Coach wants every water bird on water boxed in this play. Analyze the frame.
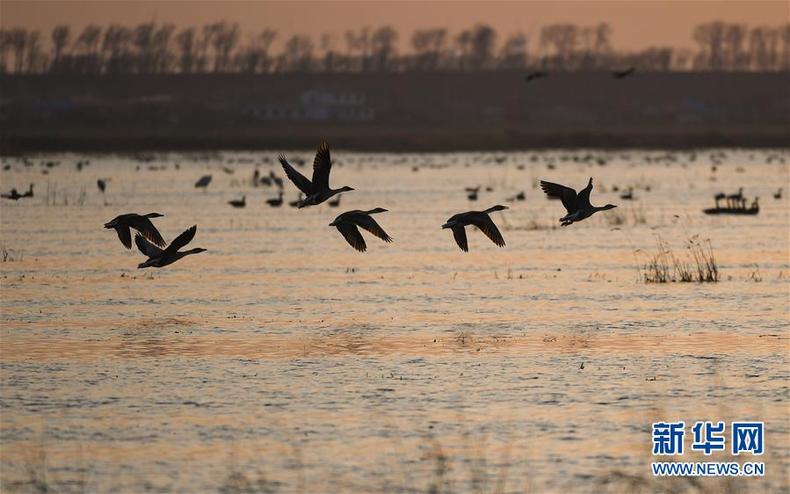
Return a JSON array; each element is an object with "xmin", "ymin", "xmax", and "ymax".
[
  {"xmin": 97, "ymin": 179, "xmax": 107, "ymax": 193},
  {"xmin": 328, "ymin": 194, "xmax": 343, "ymax": 207},
  {"xmin": 525, "ymin": 71, "xmax": 548, "ymax": 82},
  {"xmin": 135, "ymin": 225, "xmax": 206, "ymax": 269},
  {"xmin": 195, "ymin": 175, "xmax": 212, "ymax": 189},
  {"xmin": 442, "ymin": 205, "xmax": 508, "ymax": 252},
  {"xmin": 773, "ymin": 188, "xmax": 782, "ymax": 199},
  {"xmin": 466, "ymin": 186, "xmax": 480, "ymax": 201},
  {"xmin": 228, "ymin": 196, "xmax": 246, "ymax": 208},
  {"xmin": 612, "ymin": 67, "xmax": 636, "ymax": 78},
  {"xmin": 1, "ymin": 188, "xmax": 23, "ymax": 200},
  {"xmin": 329, "ymin": 208, "xmax": 393, "ymax": 252},
  {"xmin": 104, "ymin": 213, "xmax": 166, "ymax": 249},
  {"xmin": 279, "ymin": 140, "xmax": 354, "ymax": 208},
  {"xmin": 507, "ymin": 191, "xmax": 526, "ymax": 202},
  {"xmin": 266, "ymin": 191, "xmax": 284, "ymax": 207},
  {"xmin": 288, "ymin": 194, "xmax": 303, "ymax": 208},
  {"xmin": 619, "ymin": 187, "xmax": 635, "ymax": 200},
  {"xmin": 540, "ymin": 178, "xmax": 617, "ymax": 226}
]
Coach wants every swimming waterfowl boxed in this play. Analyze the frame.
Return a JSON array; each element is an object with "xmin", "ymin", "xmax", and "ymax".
[
  {"xmin": 525, "ymin": 71, "xmax": 548, "ymax": 82},
  {"xmin": 329, "ymin": 208, "xmax": 393, "ymax": 252},
  {"xmin": 774, "ymin": 188, "xmax": 783, "ymax": 200},
  {"xmin": 21, "ymin": 184, "xmax": 33, "ymax": 198},
  {"xmin": 540, "ymin": 178, "xmax": 616, "ymax": 226},
  {"xmin": 507, "ymin": 191, "xmax": 526, "ymax": 202},
  {"xmin": 442, "ymin": 205, "xmax": 508, "ymax": 252},
  {"xmin": 228, "ymin": 196, "xmax": 246, "ymax": 208},
  {"xmin": 135, "ymin": 225, "xmax": 206, "ymax": 269},
  {"xmin": 195, "ymin": 175, "xmax": 212, "ymax": 189},
  {"xmin": 97, "ymin": 179, "xmax": 107, "ymax": 193},
  {"xmin": 1, "ymin": 188, "xmax": 22, "ymax": 200},
  {"xmin": 613, "ymin": 67, "xmax": 636, "ymax": 78},
  {"xmin": 104, "ymin": 213, "xmax": 166, "ymax": 249},
  {"xmin": 328, "ymin": 194, "xmax": 342, "ymax": 207},
  {"xmin": 279, "ymin": 140, "xmax": 354, "ymax": 208},
  {"xmin": 266, "ymin": 191, "xmax": 284, "ymax": 207},
  {"xmin": 466, "ymin": 186, "xmax": 480, "ymax": 201},
  {"xmin": 620, "ymin": 187, "xmax": 635, "ymax": 200},
  {"xmin": 288, "ymin": 194, "xmax": 303, "ymax": 208}
]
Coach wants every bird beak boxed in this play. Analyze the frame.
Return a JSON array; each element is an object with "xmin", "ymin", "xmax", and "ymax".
[{"xmin": 441, "ymin": 223, "xmax": 451, "ymax": 229}]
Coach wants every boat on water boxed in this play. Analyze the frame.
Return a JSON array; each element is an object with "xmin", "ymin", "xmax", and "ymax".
[{"xmin": 703, "ymin": 204, "xmax": 759, "ymax": 215}]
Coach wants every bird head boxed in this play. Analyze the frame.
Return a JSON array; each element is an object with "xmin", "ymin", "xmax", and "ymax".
[
  {"xmin": 367, "ymin": 208, "xmax": 388, "ymax": 214},
  {"xmin": 339, "ymin": 186, "xmax": 355, "ymax": 193},
  {"xmin": 441, "ymin": 221, "xmax": 454, "ymax": 229},
  {"xmin": 488, "ymin": 205, "xmax": 509, "ymax": 213},
  {"xmin": 186, "ymin": 248, "xmax": 207, "ymax": 255},
  {"xmin": 602, "ymin": 204, "xmax": 617, "ymax": 210},
  {"xmin": 145, "ymin": 213, "xmax": 165, "ymax": 218}
]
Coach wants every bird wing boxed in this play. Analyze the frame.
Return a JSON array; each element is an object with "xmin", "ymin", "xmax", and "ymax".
[
  {"xmin": 115, "ymin": 226, "xmax": 132, "ymax": 249},
  {"xmin": 135, "ymin": 233, "xmax": 164, "ymax": 259},
  {"xmin": 336, "ymin": 223, "xmax": 367, "ymax": 252},
  {"xmin": 451, "ymin": 225, "xmax": 469, "ymax": 252},
  {"xmin": 164, "ymin": 225, "xmax": 197, "ymax": 255},
  {"xmin": 576, "ymin": 178, "xmax": 593, "ymax": 209},
  {"xmin": 311, "ymin": 140, "xmax": 332, "ymax": 191},
  {"xmin": 540, "ymin": 181, "xmax": 579, "ymax": 214},
  {"xmin": 279, "ymin": 155, "xmax": 314, "ymax": 195},
  {"xmin": 352, "ymin": 214, "xmax": 393, "ymax": 243},
  {"xmin": 130, "ymin": 216, "xmax": 166, "ymax": 247},
  {"xmin": 470, "ymin": 215, "xmax": 506, "ymax": 248}
]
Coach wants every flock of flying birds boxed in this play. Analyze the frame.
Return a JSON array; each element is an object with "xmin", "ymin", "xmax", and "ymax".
[{"xmin": 102, "ymin": 140, "xmax": 619, "ymax": 268}]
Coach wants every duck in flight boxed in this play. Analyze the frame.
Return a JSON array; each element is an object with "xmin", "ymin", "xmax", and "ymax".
[
  {"xmin": 135, "ymin": 225, "xmax": 206, "ymax": 268},
  {"xmin": 279, "ymin": 140, "xmax": 354, "ymax": 208},
  {"xmin": 442, "ymin": 205, "xmax": 508, "ymax": 252},
  {"xmin": 329, "ymin": 208, "xmax": 393, "ymax": 252},
  {"xmin": 104, "ymin": 213, "xmax": 166, "ymax": 249},
  {"xmin": 540, "ymin": 178, "xmax": 616, "ymax": 226}
]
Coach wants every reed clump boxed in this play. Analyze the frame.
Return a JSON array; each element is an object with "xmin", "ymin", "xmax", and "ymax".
[{"xmin": 638, "ymin": 235, "xmax": 718, "ymax": 283}]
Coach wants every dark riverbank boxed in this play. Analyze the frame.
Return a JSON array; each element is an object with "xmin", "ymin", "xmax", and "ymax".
[{"xmin": 2, "ymin": 71, "xmax": 789, "ymax": 153}]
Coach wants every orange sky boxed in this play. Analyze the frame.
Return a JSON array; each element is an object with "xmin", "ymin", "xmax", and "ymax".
[{"xmin": 2, "ymin": 0, "xmax": 788, "ymax": 52}]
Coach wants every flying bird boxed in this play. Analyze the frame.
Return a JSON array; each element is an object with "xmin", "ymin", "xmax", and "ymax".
[
  {"xmin": 195, "ymin": 175, "xmax": 212, "ymax": 189},
  {"xmin": 329, "ymin": 208, "xmax": 393, "ymax": 252},
  {"xmin": 442, "ymin": 205, "xmax": 508, "ymax": 252},
  {"xmin": 540, "ymin": 178, "xmax": 616, "ymax": 226},
  {"xmin": 104, "ymin": 213, "xmax": 166, "ymax": 249},
  {"xmin": 135, "ymin": 225, "xmax": 206, "ymax": 269},
  {"xmin": 1, "ymin": 188, "xmax": 22, "ymax": 200},
  {"xmin": 279, "ymin": 140, "xmax": 354, "ymax": 208}
]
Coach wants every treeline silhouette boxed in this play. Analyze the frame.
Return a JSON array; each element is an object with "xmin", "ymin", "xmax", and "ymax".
[{"xmin": 1, "ymin": 21, "xmax": 788, "ymax": 74}]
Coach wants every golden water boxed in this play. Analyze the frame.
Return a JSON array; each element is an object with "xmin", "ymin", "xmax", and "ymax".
[{"xmin": 1, "ymin": 149, "xmax": 788, "ymax": 492}]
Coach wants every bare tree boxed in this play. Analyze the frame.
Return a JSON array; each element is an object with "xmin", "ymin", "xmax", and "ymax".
[
  {"xmin": 370, "ymin": 26, "xmax": 398, "ymax": 71},
  {"xmin": 282, "ymin": 34, "xmax": 313, "ymax": 71},
  {"xmin": 499, "ymin": 32, "xmax": 528, "ymax": 69},
  {"xmin": 51, "ymin": 25, "xmax": 70, "ymax": 69},
  {"xmin": 411, "ymin": 28, "xmax": 447, "ymax": 70}
]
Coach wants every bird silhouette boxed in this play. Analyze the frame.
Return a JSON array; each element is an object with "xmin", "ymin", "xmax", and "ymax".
[
  {"xmin": 442, "ymin": 205, "xmax": 508, "ymax": 252},
  {"xmin": 104, "ymin": 213, "xmax": 166, "ymax": 249},
  {"xmin": 228, "ymin": 196, "xmax": 246, "ymax": 208},
  {"xmin": 540, "ymin": 178, "xmax": 616, "ymax": 226},
  {"xmin": 612, "ymin": 67, "xmax": 636, "ymax": 78},
  {"xmin": 329, "ymin": 208, "xmax": 393, "ymax": 252},
  {"xmin": 135, "ymin": 225, "xmax": 206, "ymax": 268},
  {"xmin": 525, "ymin": 71, "xmax": 548, "ymax": 82},
  {"xmin": 195, "ymin": 175, "xmax": 212, "ymax": 189},
  {"xmin": 279, "ymin": 140, "xmax": 354, "ymax": 208}
]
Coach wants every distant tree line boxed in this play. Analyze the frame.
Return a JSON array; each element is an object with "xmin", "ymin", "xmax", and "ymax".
[{"xmin": 1, "ymin": 21, "xmax": 788, "ymax": 74}]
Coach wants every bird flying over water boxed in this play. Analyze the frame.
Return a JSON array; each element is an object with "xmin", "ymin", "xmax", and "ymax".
[
  {"xmin": 442, "ymin": 205, "xmax": 508, "ymax": 252},
  {"xmin": 329, "ymin": 208, "xmax": 393, "ymax": 252},
  {"xmin": 540, "ymin": 178, "xmax": 616, "ymax": 226},
  {"xmin": 279, "ymin": 140, "xmax": 354, "ymax": 208},
  {"xmin": 135, "ymin": 225, "xmax": 206, "ymax": 268},
  {"xmin": 104, "ymin": 213, "xmax": 166, "ymax": 249}
]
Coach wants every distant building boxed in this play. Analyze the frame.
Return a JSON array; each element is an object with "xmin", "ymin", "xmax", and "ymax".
[{"xmin": 245, "ymin": 89, "xmax": 375, "ymax": 122}]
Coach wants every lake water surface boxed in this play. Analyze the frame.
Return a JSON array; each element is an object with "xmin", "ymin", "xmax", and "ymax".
[{"xmin": 1, "ymin": 149, "xmax": 788, "ymax": 493}]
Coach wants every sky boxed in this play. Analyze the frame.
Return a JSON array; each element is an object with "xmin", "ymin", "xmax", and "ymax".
[{"xmin": 2, "ymin": 0, "xmax": 788, "ymax": 52}]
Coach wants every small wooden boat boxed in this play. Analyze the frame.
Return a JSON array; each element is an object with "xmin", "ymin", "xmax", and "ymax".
[{"xmin": 703, "ymin": 205, "xmax": 759, "ymax": 215}]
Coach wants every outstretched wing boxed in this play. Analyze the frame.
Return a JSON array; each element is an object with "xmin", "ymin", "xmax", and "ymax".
[
  {"xmin": 311, "ymin": 140, "xmax": 332, "ymax": 191},
  {"xmin": 164, "ymin": 225, "xmax": 197, "ymax": 255},
  {"xmin": 352, "ymin": 214, "xmax": 392, "ymax": 243},
  {"xmin": 279, "ymin": 155, "xmax": 314, "ymax": 195},
  {"xmin": 130, "ymin": 216, "xmax": 166, "ymax": 247},
  {"xmin": 470, "ymin": 215, "xmax": 506, "ymax": 248},
  {"xmin": 576, "ymin": 178, "xmax": 593, "ymax": 209},
  {"xmin": 540, "ymin": 181, "xmax": 579, "ymax": 214},
  {"xmin": 115, "ymin": 226, "xmax": 132, "ymax": 249},
  {"xmin": 135, "ymin": 233, "xmax": 164, "ymax": 259},
  {"xmin": 336, "ymin": 223, "xmax": 367, "ymax": 252},
  {"xmin": 451, "ymin": 225, "xmax": 469, "ymax": 252}
]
